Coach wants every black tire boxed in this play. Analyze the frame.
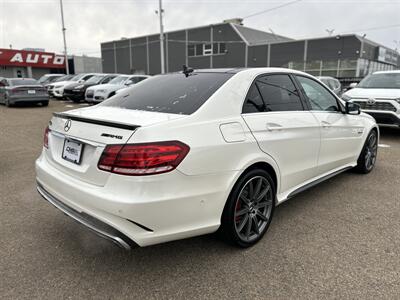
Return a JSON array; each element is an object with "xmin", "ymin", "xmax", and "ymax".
[
  {"xmin": 71, "ymin": 98, "xmax": 81, "ymax": 103},
  {"xmin": 4, "ymin": 96, "xmax": 12, "ymax": 107},
  {"xmin": 354, "ymin": 130, "xmax": 378, "ymax": 174},
  {"xmin": 41, "ymin": 101, "xmax": 49, "ymax": 107},
  {"xmin": 220, "ymin": 168, "xmax": 275, "ymax": 248}
]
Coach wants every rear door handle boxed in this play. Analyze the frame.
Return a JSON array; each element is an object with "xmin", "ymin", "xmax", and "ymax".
[
  {"xmin": 266, "ymin": 122, "xmax": 284, "ymax": 131},
  {"xmin": 321, "ymin": 121, "xmax": 331, "ymax": 128}
]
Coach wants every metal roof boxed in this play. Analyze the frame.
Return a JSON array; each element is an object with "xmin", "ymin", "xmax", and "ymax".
[{"xmin": 230, "ymin": 23, "xmax": 292, "ymax": 45}]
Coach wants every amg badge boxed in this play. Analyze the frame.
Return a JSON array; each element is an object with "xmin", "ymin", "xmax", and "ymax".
[{"xmin": 101, "ymin": 133, "xmax": 123, "ymax": 140}]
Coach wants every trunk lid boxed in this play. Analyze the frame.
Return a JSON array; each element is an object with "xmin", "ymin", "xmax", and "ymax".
[
  {"xmin": 46, "ymin": 106, "xmax": 185, "ymax": 186},
  {"xmin": 10, "ymin": 85, "xmax": 47, "ymax": 96}
]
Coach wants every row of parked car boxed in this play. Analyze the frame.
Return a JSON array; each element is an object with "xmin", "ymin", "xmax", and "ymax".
[
  {"xmin": 44, "ymin": 73, "xmax": 150, "ymax": 103},
  {"xmin": 1, "ymin": 70, "xmax": 400, "ymax": 128},
  {"xmin": 0, "ymin": 72, "xmax": 150, "ymax": 107}
]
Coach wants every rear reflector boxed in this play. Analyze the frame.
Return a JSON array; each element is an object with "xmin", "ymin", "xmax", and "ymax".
[
  {"xmin": 98, "ymin": 141, "xmax": 190, "ymax": 176},
  {"xmin": 44, "ymin": 126, "xmax": 50, "ymax": 148}
]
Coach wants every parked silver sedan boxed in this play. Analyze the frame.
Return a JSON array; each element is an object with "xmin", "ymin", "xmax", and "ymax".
[{"xmin": 0, "ymin": 78, "xmax": 49, "ymax": 107}]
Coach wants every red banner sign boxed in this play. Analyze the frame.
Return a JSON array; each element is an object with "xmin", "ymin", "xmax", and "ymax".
[{"xmin": 0, "ymin": 48, "xmax": 66, "ymax": 69}]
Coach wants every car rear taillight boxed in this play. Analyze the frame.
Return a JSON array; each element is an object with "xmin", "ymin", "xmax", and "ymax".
[
  {"xmin": 44, "ymin": 126, "xmax": 50, "ymax": 148},
  {"xmin": 98, "ymin": 141, "xmax": 190, "ymax": 175}
]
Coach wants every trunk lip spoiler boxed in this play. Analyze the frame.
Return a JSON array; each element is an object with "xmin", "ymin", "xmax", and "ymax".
[{"xmin": 53, "ymin": 112, "xmax": 140, "ymax": 131}]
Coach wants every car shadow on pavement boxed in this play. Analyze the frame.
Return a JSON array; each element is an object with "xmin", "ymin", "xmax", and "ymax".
[
  {"xmin": 44, "ymin": 170, "xmax": 355, "ymax": 260},
  {"xmin": 2, "ymin": 102, "xmax": 49, "ymax": 109},
  {"xmin": 378, "ymin": 125, "xmax": 400, "ymax": 138}
]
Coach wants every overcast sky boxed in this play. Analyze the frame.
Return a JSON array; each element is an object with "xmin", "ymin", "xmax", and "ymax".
[{"xmin": 0, "ymin": 0, "xmax": 399, "ymax": 57}]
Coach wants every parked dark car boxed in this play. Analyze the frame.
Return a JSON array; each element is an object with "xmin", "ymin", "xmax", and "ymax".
[
  {"xmin": 0, "ymin": 78, "xmax": 49, "ymax": 107},
  {"xmin": 63, "ymin": 74, "xmax": 119, "ymax": 102}
]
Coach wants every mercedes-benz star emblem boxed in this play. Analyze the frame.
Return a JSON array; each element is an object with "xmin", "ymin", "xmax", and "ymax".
[
  {"xmin": 64, "ymin": 119, "xmax": 72, "ymax": 132},
  {"xmin": 366, "ymin": 98, "xmax": 376, "ymax": 105}
]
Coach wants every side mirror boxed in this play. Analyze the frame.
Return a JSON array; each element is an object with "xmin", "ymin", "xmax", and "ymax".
[
  {"xmin": 346, "ymin": 101, "xmax": 360, "ymax": 115},
  {"xmin": 349, "ymin": 82, "xmax": 357, "ymax": 89},
  {"xmin": 125, "ymin": 80, "xmax": 133, "ymax": 86},
  {"xmin": 78, "ymin": 79, "xmax": 85, "ymax": 83}
]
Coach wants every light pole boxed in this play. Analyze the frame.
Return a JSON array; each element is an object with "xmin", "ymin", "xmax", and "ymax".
[
  {"xmin": 360, "ymin": 33, "xmax": 366, "ymax": 58},
  {"xmin": 156, "ymin": 0, "xmax": 165, "ymax": 74},
  {"xmin": 59, "ymin": 0, "xmax": 69, "ymax": 74}
]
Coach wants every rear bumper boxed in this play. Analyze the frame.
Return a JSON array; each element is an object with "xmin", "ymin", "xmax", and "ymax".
[
  {"xmin": 9, "ymin": 95, "xmax": 49, "ymax": 103},
  {"xmin": 37, "ymin": 183, "xmax": 136, "ymax": 250},
  {"xmin": 35, "ymin": 151, "xmax": 235, "ymax": 247},
  {"xmin": 363, "ymin": 111, "xmax": 400, "ymax": 126}
]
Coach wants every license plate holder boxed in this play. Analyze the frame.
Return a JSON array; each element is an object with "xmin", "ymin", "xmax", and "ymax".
[{"xmin": 62, "ymin": 138, "xmax": 84, "ymax": 165}]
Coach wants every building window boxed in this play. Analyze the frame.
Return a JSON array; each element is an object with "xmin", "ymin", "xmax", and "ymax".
[
  {"xmin": 187, "ymin": 42, "xmax": 227, "ymax": 57},
  {"xmin": 188, "ymin": 45, "xmax": 195, "ymax": 57},
  {"xmin": 203, "ymin": 44, "xmax": 212, "ymax": 56},
  {"xmin": 219, "ymin": 43, "xmax": 226, "ymax": 54},
  {"xmin": 195, "ymin": 44, "xmax": 203, "ymax": 56},
  {"xmin": 213, "ymin": 43, "xmax": 218, "ymax": 54}
]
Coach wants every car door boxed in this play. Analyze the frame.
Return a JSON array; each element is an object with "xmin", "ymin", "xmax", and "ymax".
[
  {"xmin": 241, "ymin": 73, "xmax": 321, "ymax": 193},
  {"xmin": 295, "ymin": 75, "xmax": 365, "ymax": 175}
]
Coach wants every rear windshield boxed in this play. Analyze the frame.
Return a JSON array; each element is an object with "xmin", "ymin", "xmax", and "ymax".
[
  {"xmin": 358, "ymin": 73, "xmax": 400, "ymax": 89},
  {"xmin": 38, "ymin": 76, "xmax": 51, "ymax": 83},
  {"xmin": 101, "ymin": 72, "xmax": 233, "ymax": 115},
  {"xmin": 10, "ymin": 79, "xmax": 38, "ymax": 86},
  {"xmin": 70, "ymin": 74, "xmax": 86, "ymax": 81},
  {"xmin": 86, "ymin": 75, "xmax": 105, "ymax": 84},
  {"xmin": 55, "ymin": 75, "xmax": 74, "ymax": 82},
  {"xmin": 109, "ymin": 75, "xmax": 129, "ymax": 85}
]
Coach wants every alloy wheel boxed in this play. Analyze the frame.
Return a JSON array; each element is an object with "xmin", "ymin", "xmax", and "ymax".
[
  {"xmin": 365, "ymin": 132, "xmax": 377, "ymax": 171},
  {"xmin": 234, "ymin": 176, "xmax": 273, "ymax": 242}
]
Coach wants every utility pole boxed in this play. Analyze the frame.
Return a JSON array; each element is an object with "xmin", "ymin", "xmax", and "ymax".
[
  {"xmin": 157, "ymin": 0, "xmax": 165, "ymax": 74},
  {"xmin": 59, "ymin": 0, "xmax": 69, "ymax": 74}
]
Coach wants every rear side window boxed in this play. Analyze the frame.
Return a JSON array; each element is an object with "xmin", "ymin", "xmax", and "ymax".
[
  {"xmin": 242, "ymin": 74, "xmax": 303, "ymax": 113},
  {"xmin": 101, "ymin": 73, "xmax": 233, "ymax": 115},
  {"xmin": 242, "ymin": 83, "xmax": 265, "ymax": 113}
]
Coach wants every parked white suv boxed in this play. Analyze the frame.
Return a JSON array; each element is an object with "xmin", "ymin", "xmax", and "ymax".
[
  {"xmin": 342, "ymin": 71, "xmax": 400, "ymax": 126},
  {"xmin": 85, "ymin": 74, "xmax": 150, "ymax": 103},
  {"xmin": 48, "ymin": 73, "xmax": 96, "ymax": 99}
]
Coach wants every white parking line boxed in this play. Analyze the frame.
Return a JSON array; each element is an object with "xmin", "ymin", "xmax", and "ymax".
[
  {"xmin": 378, "ymin": 144, "xmax": 391, "ymax": 148},
  {"xmin": 65, "ymin": 105, "xmax": 74, "ymax": 108}
]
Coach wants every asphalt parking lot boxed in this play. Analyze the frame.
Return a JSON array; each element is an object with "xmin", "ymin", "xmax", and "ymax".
[{"xmin": 1, "ymin": 100, "xmax": 399, "ymax": 299}]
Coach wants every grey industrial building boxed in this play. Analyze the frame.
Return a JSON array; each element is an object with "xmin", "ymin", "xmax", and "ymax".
[
  {"xmin": 68, "ymin": 55, "xmax": 102, "ymax": 74},
  {"xmin": 101, "ymin": 20, "xmax": 399, "ymax": 81}
]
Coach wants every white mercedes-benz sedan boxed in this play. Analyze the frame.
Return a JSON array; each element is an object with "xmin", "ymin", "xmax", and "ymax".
[{"xmin": 35, "ymin": 68, "xmax": 379, "ymax": 249}]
